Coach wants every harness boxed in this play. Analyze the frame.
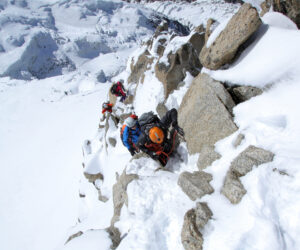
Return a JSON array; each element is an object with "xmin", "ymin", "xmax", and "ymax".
[{"xmin": 145, "ymin": 129, "xmax": 178, "ymax": 165}]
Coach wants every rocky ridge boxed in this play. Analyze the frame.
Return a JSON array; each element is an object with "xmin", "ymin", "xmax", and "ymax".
[{"xmin": 71, "ymin": 2, "xmax": 299, "ymax": 249}]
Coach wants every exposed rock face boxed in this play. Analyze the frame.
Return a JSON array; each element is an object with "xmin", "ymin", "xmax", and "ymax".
[
  {"xmin": 222, "ymin": 145, "xmax": 274, "ymax": 204},
  {"xmin": 127, "ymin": 49, "xmax": 154, "ymax": 84},
  {"xmin": 268, "ymin": 0, "xmax": 300, "ymax": 28},
  {"xmin": 65, "ymin": 231, "xmax": 83, "ymax": 244},
  {"xmin": 155, "ymin": 42, "xmax": 202, "ymax": 98},
  {"xmin": 111, "ymin": 170, "xmax": 138, "ymax": 226},
  {"xmin": 108, "ymin": 137, "xmax": 117, "ymax": 147},
  {"xmin": 109, "ymin": 91, "xmax": 117, "ymax": 105},
  {"xmin": 200, "ymin": 3, "xmax": 262, "ymax": 70},
  {"xmin": 231, "ymin": 86, "xmax": 263, "ymax": 103},
  {"xmin": 178, "ymin": 73, "xmax": 237, "ymax": 154},
  {"xmin": 108, "ymin": 170, "xmax": 138, "ymax": 249},
  {"xmin": 181, "ymin": 202, "xmax": 213, "ymax": 250},
  {"xmin": 188, "ymin": 32, "xmax": 205, "ymax": 56},
  {"xmin": 197, "ymin": 145, "xmax": 221, "ymax": 170},
  {"xmin": 83, "ymin": 172, "xmax": 103, "ymax": 184},
  {"xmin": 106, "ymin": 226, "xmax": 121, "ymax": 250},
  {"xmin": 178, "ymin": 171, "xmax": 214, "ymax": 201},
  {"xmin": 156, "ymin": 102, "xmax": 168, "ymax": 119}
]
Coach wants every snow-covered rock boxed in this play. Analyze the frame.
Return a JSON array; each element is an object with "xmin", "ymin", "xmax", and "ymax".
[
  {"xmin": 200, "ymin": 3, "xmax": 262, "ymax": 70},
  {"xmin": 221, "ymin": 145, "xmax": 274, "ymax": 204},
  {"xmin": 181, "ymin": 202, "xmax": 213, "ymax": 250}
]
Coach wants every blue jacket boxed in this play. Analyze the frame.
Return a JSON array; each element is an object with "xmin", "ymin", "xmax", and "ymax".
[{"xmin": 122, "ymin": 125, "xmax": 141, "ymax": 150}]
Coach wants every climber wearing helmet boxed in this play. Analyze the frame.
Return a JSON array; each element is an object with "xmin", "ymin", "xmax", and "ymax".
[
  {"xmin": 100, "ymin": 101, "xmax": 114, "ymax": 122},
  {"xmin": 121, "ymin": 114, "xmax": 141, "ymax": 156},
  {"xmin": 110, "ymin": 80, "xmax": 127, "ymax": 102},
  {"xmin": 137, "ymin": 108, "xmax": 184, "ymax": 166},
  {"xmin": 102, "ymin": 101, "xmax": 113, "ymax": 114}
]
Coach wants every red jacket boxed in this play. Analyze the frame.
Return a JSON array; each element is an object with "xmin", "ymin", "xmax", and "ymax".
[
  {"xmin": 114, "ymin": 82, "xmax": 126, "ymax": 97},
  {"xmin": 102, "ymin": 103, "xmax": 113, "ymax": 114}
]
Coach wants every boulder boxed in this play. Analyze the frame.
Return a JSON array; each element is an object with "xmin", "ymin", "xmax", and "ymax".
[
  {"xmin": 178, "ymin": 171, "xmax": 214, "ymax": 201},
  {"xmin": 232, "ymin": 86, "xmax": 263, "ymax": 103},
  {"xmin": 221, "ymin": 145, "xmax": 274, "ymax": 203},
  {"xmin": 155, "ymin": 43, "xmax": 202, "ymax": 98},
  {"xmin": 156, "ymin": 102, "xmax": 168, "ymax": 119},
  {"xmin": 230, "ymin": 145, "xmax": 275, "ymax": 176},
  {"xmin": 197, "ymin": 145, "xmax": 221, "ymax": 170},
  {"xmin": 200, "ymin": 3, "xmax": 262, "ymax": 70},
  {"xmin": 178, "ymin": 73, "xmax": 237, "ymax": 154},
  {"xmin": 188, "ymin": 32, "xmax": 205, "ymax": 55},
  {"xmin": 221, "ymin": 171, "xmax": 246, "ymax": 204},
  {"xmin": 181, "ymin": 202, "xmax": 213, "ymax": 250},
  {"xmin": 127, "ymin": 49, "xmax": 154, "ymax": 84},
  {"xmin": 111, "ymin": 170, "xmax": 138, "ymax": 226}
]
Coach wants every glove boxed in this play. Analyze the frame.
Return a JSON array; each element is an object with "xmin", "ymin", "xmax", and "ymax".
[
  {"xmin": 149, "ymin": 151, "xmax": 159, "ymax": 160},
  {"xmin": 173, "ymin": 124, "xmax": 184, "ymax": 136},
  {"xmin": 129, "ymin": 148, "xmax": 136, "ymax": 156}
]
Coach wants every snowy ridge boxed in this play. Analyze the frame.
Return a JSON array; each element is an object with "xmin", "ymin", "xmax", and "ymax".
[{"xmin": 1, "ymin": 1, "xmax": 300, "ymax": 250}]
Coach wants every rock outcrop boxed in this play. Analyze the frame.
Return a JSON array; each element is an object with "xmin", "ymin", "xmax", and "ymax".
[
  {"xmin": 188, "ymin": 32, "xmax": 205, "ymax": 56},
  {"xmin": 197, "ymin": 145, "xmax": 221, "ymax": 170},
  {"xmin": 200, "ymin": 3, "xmax": 262, "ymax": 70},
  {"xmin": 178, "ymin": 171, "xmax": 214, "ymax": 201},
  {"xmin": 221, "ymin": 145, "xmax": 274, "ymax": 204},
  {"xmin": 181, "ymin": 202, "xmax": 213, "ymax": 250},
  {"xmin": 111, "ymin": 170, "xmax": 138, "ymax": 225},
  {"xmin": 127, "ymin": 49, "xmax": 154, "ymax": 84},
  {"xmin": 178, "ymin": 73, "xmax": 237, "ymax": 154},
  {"xmin": 155, "ymin": 42, "xmax": 202, "ymax": 98},
  {"xmin": 230, "ymin": 85, "xmax": 263, "ymax": 103}
]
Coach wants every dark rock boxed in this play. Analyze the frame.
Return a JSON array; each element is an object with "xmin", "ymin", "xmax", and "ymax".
[
  {"xmin": 188, "ymin": 32, "xmax": 205, "ymax": 56},
  {"xmin": 232, "ymin": 86, "xmax": 263, "ymax": 103}
]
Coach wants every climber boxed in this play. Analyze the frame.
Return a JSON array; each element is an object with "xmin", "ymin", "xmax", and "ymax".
[
  {"xmin": 100, "ymin": 101, "xmax": 114, "ymax": 121},
  {"xmin": 102, "ymin": 101, "xmax": 113, "ymax": 114},
  {"xmin": 110, "ymin": 80, "xmax": 127, "ymax": 102},
  {"xmin": 121, "ymin": 114, "xmax": 141, "ymax": 156},
  {"xmin": 137, "ymin": 108, "xmax": 184, "ymax": 166}
]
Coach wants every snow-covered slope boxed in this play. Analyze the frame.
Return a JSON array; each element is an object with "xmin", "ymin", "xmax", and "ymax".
[{"xmin": 1, "ymin": 1, "xmax": 300, "ymax": 250}]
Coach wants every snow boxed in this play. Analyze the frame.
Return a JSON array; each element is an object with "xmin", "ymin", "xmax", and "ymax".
[
  {"xmin": 61, "ymin": 230, "xmax": 111, "ymax": 250},
  {"xmin": 203, "ymin": 23, "xmax": 300, "ymax": 87},
  {"xmin": 143, "ymin": 0, "xmax": 239, "ymax": 28},
  {"xmin": 206, "ymin": 17, "xmax": 230, "ymax": 47},
  {"xmin": 2, "ymin": 1, "xmax": 300, "ymax": 250}
]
